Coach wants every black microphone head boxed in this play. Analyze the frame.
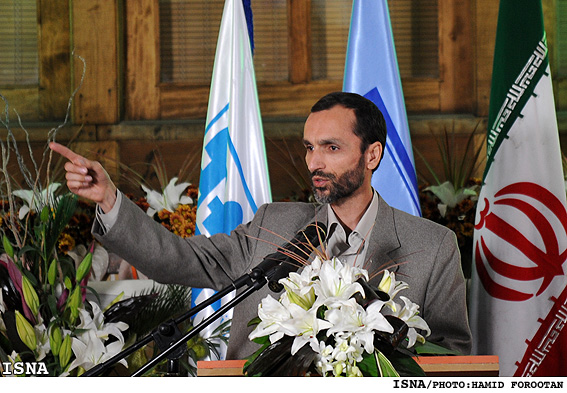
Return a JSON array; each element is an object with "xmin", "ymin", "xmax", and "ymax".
[{"xmin": 267, "ymin": 222, "xmax": 327, "ymax": 292}]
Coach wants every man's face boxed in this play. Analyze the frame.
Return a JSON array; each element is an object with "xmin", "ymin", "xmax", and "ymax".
[{"xmin": 303, "ymin": 105, "xmax": 368, "ymax": 204}]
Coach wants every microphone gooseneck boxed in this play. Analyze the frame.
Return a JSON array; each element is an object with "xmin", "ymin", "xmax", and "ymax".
[{"xmin": 250, "ymin": 222, "xmax": 327, "ymax": 292}]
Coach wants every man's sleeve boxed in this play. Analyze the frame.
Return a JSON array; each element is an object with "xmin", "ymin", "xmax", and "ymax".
[
  {"xmin": 94, "ymin": 190, "xmax": 123, "ymax": 235},
  {"xmin": 424, "ymin": 230, "xmax": 473, "ymax": 355}
]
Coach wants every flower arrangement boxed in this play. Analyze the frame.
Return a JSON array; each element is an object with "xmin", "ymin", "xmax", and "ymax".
[
  {"xmin": 0, "ymin": 90, "xmax": 134, "ymax": 376},
  {"xmin": 244, "ymin": 257, "xmax": 435, "ymax": 377},
  {"xmin": 0, "ymin": 191, "xmax": 129, "ymax": 376}
]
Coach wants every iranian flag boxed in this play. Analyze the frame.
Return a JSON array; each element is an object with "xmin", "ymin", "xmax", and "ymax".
[{"xmin": 469, "ymin": 0, "xmax": 567, "ymax": 376}]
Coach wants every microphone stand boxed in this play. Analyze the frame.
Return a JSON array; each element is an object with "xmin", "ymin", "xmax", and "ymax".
[{"xmin": 82, "ymin": 269, "xmax": 268, "ymax": 377}]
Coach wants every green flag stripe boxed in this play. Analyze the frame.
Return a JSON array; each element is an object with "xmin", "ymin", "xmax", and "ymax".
[
  {"xmin": 484, "ymin": 0, "xmax": 549, "ymax": 178},
  {"xmin": 485, "ymin": 35, "xmax": 549, "ymax": 178}
]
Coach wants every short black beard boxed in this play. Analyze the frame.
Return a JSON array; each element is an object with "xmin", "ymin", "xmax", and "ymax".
[{"xmin": 311, "ymin": 155, "xmax": 365, "ymax": 204}]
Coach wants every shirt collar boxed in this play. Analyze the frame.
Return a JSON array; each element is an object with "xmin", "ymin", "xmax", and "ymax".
[
  {"xmin": 327, "ymin": 190, "xmax": 378, "ymax": 238},
  {"xmin": 326, "ymin": 190, "xmax": 379, "ymax": 258}
]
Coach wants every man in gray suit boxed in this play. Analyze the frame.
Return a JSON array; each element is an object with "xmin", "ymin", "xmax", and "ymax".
[{"xmin": 51, "ymin": 92, "xmax": 472, "ymax": 360}]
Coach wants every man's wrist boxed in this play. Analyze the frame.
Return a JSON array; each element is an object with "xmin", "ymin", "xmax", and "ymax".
[{"xmin": 99, "ymin": 186, "xmax": 118, "ymax": 214}]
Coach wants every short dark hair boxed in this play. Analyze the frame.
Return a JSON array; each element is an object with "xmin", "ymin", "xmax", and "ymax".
[{"xmin": 310, "ymin": 92, "xmax": 387, "ymax": 164}]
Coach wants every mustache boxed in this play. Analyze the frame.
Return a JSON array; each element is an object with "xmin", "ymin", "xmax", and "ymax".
[{"xmin": 310, "ymin": 170, "xmax": 336, "ymax": 181}]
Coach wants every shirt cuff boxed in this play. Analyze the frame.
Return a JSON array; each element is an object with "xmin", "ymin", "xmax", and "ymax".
[{"xmin": 96, "ymin": 190, "xmax": 122, "ymax": 233}]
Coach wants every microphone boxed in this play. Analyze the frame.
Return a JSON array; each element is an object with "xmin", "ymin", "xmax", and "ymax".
[{"xmin": 250, "ymin": 223, "xmax": 327, "ymax": 292}]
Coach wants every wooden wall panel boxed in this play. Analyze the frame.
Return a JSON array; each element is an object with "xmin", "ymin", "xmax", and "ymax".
[
  {"xmin": 72, "ymin": 0, "xmax": 120, "ymax": 124},
  {"xmin": 438, "ymin": 0, "xmax": 474, "ymax": 113},
  {"xmin": 287, "ymin": 0, "xmax": 311, "ymax": 84},
  {"xmin": 38, "ymin": 0, "xmax": 71, "ymax": 121},
  {"xmin": 474, "ymin": 0, "xmax": 499, "ymax": 117},
  {"xmin": 124, "ymin": 0, "xmax": 160, "ymax": 120}
]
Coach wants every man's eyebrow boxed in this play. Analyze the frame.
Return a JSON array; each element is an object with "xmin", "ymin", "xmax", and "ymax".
[{"xmin": 303, "ymin": 138, "xmax": 342, "ymax": 146}]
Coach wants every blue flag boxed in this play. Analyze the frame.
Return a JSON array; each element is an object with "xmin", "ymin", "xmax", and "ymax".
[
  {"xmin": 343, "ymin": 0, "xmax": 421, "ymax": 216},
  {"xmin": 191, "ymin": 0, "xmax": 272, "ymax": 358}
]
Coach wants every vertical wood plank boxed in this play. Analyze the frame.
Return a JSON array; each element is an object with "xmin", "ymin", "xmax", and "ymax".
[
  {"xmin": 72, "ymin": 0, "xmax": 120, "ymax": 124},
  {"xmin": 438, "ymin": 0, "xmax": 474, "ymax": 113},
  {"xmin": 474, "ymin": 0, "xmax": 499, "ymax": 117},
  {"xmin": 287, "ymin": 0, "xmax": 311, "ymax": 84},
  {"xmin": 124, "ymin": 0, "xmax": 160, "ymax": 120},
  {"xmin": 38, "ymin": 0, "xmax": 71, "ymax": 121}
]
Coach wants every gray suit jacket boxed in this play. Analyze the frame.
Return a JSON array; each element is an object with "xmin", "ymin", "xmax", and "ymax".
[{"xmin": 94, "ymin": 194, "xmax": 472, "ymax": 360}]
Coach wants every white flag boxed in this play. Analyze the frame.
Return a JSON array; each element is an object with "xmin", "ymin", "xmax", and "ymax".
[{"xmin": 192, "ymin": 0, "xmax": 272, "ymax": 358}]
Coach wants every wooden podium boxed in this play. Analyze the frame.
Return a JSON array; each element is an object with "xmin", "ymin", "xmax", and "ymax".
[{"xmin": 197, "ymin": 356, "xmax": 499, "ymax": 377}]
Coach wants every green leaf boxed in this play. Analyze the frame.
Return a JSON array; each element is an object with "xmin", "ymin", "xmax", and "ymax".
[
  {"xmin": 376, "ymin": 350, "xmax": 400, "ymax": 377},
  {"xmin": 40, "ymin": 205, "xmax": 50, "ymax": 223},
  {"xmin": 358, "ymin": 351, "xmax": 379, "ymax": 376},
  {"xmin": 388, "ymin": 350, "xmax": 426, "ymax": 377},
  {"xmin": 2, "ymin": 235, "xmax": 14, "ymax": 259},
  {"xmin": 47, "ymin": 294, "xmax": 59, "ymax": 318},
  {"xmin": 414, "ymin": 340, "xmax": 462, "ymax": 356},
  {"xmin": 247, "ymin": 316, "xmax": 261, "ymax": 327}
]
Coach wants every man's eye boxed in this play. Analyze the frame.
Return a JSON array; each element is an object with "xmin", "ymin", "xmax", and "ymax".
[{"xmin": 330, "ymin": 146, "xmax": 339, "ymax": 151}]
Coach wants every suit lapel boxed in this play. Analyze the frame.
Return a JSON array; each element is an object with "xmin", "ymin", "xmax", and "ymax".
[{"xmin": 363, "ymin": 195, "xmax": 404, "ymax": 282}]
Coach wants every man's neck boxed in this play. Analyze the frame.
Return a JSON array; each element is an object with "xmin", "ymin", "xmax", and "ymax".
[{"xmin": 330, "ymin": 186, "xmax": 374, "ymax": 231}]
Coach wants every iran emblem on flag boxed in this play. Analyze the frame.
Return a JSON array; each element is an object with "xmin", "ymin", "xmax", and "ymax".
[{"xmin": 469, "ymin": 0, "xmax": 567, "ymax": 377}]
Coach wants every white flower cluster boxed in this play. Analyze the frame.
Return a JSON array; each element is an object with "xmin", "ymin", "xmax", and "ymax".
[
  {"xmin": 141, "ymin": 177, "xmax": 193, "ymax": 217},
  {"xmin": 248, "ymin": 257, "xmax": 430, "ymax": 377}
]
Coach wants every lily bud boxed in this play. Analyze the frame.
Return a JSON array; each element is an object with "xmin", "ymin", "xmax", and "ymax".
[
  {"xmin": 64, "ymin": 276, "xmax": 72, "ymax": 290},
  {"xmin": 75, "ymin": 252, "xmax": 92, "ymax": 283},
  {"xmin": 15, "ymin": 310, "xmax": 37, "ymax": 351},
  {"xmin": 22, "ymin": 275, "xmax": 40, "ymax": 317},
  {"xmin": 2, "ymin": 235, "xmax": 14, "ymax": 259},
  {"xmin": 66, "ymin": 286, "xmax": 81, "ymax": 323},
  {"xmin": 59, "ymin": 334, "xmax": 72, "ymax": 368},
  {"xmin": 47, "ymin": 259, "xmax": 58, "ymax": 287},
  {"xmin": 378, "ymin": 272, "xmax": 392, "ymax": 294},
  {"xmin": 49, "ymin": 324, "xmax": 63, "ymax": 356}
]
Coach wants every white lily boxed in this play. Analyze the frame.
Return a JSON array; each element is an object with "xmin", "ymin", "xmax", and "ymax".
[
  {"xmin": 13, "ymin": 183, "xmax": 61, "ymax": 220},
  {"xmin": 66, "ymin": 301, "xmax": 128, "ymax": 372},
  {"xmin": 386, "ymin": 296, "xmax": 431, "ymax": 348},
  {"xmin": 141, "ymin": 177, "xmax": 193, "ymax": 216},
  {"xmin": 326, "ymin": 298, "xmax": 393, "ymax": 353},
  {"xmin": 33, "ymin": 315, "xmax": 50, "ymax": 361},
  {"xmin": 279, "ymin": 303, "xmax": 332, "ymax": 355},
  {"xmin": 312, "ymin": 258, "xmax": 366, "ymax": 308},
  {"xmin": 248, "ymin": 295, "xmax": 291, "ymax": 344},
  {"xmin": 424, "ymin": 181, "xmax": 479, "ymax": 217},
  {"xmin": 378, "ymin": 270, "xmax": 409, "ymax": 300}
]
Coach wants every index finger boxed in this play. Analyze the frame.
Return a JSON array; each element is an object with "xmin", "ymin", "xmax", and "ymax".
[{"xmin": 49, "ymin": 142, "xmax": 86, "ymax": 164}]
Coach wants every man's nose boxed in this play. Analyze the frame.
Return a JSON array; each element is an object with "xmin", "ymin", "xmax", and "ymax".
[{"xmin": 306, "ymin": 150, "xmax": 324, "ymax": 173}]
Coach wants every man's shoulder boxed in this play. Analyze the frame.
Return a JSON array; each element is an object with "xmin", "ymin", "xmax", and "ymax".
[
  {"xmin": 261, "ymin": 201, "xmax": 320, "ymax": 215},
  {"xmin": 389, "ymin": 204, "xmax": 453, "ymax": 237}
]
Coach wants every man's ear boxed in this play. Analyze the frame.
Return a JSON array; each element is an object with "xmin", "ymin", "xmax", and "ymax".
[{"xmin": 366, "ymin": 141, "xmax": 383, "ymax": 171}]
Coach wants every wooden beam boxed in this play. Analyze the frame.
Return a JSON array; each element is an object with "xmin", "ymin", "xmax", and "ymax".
[
  {"xmin": 438, "ymin": 0, "xmax": 475, "ymax": 113},
  {"xmin": 72, "ymin": 0, "xmax": 120, "ymax": 124},
  {"xmin": 287, "ymin": 0, "xmax": 312, "ymax": 84},
  {"xmin": 124, "ymin": 0, "xmax": 160, "ymax": 120},
  {"xmin": 38, "ymin": 0, "xmax": 71, "ymax": 121},
  {"xmin": 474, "ymin": 0, "xmax": 499, "ymax": 117}
]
